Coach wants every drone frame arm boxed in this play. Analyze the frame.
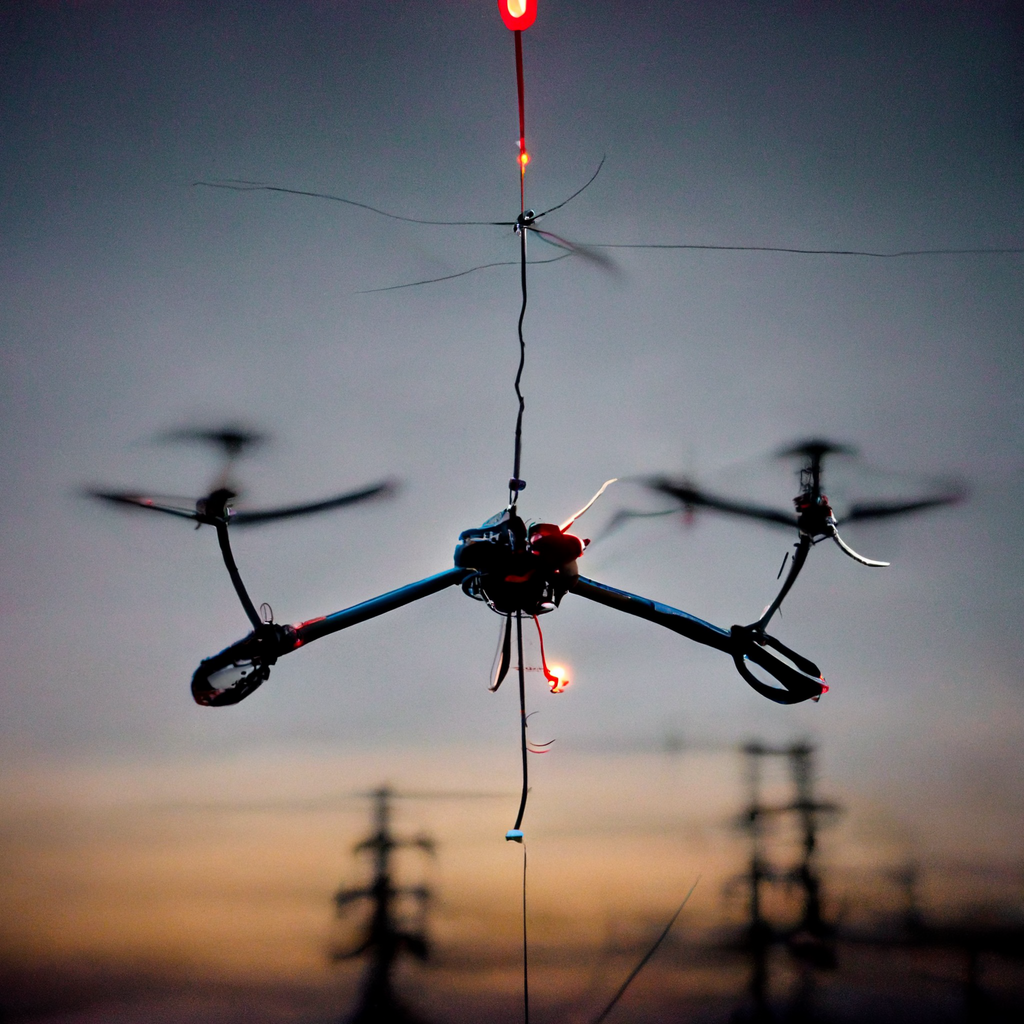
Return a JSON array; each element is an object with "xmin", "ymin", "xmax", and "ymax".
[
  {"xmin": 86, "ymin": 490, "xmax": 201, "ymax": 521},
  {"xmin": 571, "ymin": 575, "xmax": 733, "ymax": 653},
  {"xmin": 213, "ymin": 518, "xmax": 263, "ymax": 630},
  {"xmin": 290, "ymin": 567, "xmax": 474, "ymax": 646},
  {"xmin": 749, "ymin": 534, "xmax": 812, "ymax": 634},
  {"xmin": 840, "ymin": 492, "xmax": 964, "ymax": 524},
  {"xmin": 570, "ymin": 575, "xmax": 826, "ymax": 705},
  {"xmin": 191, "ymin": 567, "xmax": 474, "ymax": 706}
]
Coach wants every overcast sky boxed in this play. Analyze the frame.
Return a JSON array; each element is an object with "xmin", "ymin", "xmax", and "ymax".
[{"xmin": 1, "ymin": 0, "xmax": 1023, "ymax": 1009}]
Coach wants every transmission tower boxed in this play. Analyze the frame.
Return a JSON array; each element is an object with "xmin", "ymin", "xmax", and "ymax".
[
  {"xmin": 333, "ymin": 785, "xmax": 435, "ymax": 1024},
  {"xmin": 734, "ymin": 741, "xmax": 840, "ymax": 1021}
]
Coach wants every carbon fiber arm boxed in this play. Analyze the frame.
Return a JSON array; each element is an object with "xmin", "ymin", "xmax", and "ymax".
[
  {"xmin": 571, "ymin": 575, "xmax": 826, "ymax": 705},
  {"xmin": 191, "ymin": 567, "xmax": 473, "ymax": 706}
]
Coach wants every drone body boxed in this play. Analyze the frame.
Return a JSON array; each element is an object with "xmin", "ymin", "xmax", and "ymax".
[
  {"xmin": 455, "ymin": 512, "xmax": 583, "ymax": 616},
  {"xmin": 188, "ymin": 493, "xmax": 829, "ymax": 710}
]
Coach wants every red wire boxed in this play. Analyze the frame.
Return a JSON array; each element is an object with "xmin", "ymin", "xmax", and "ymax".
[{"xmin": 515, "ymin": 29, "xmax": 525, "ymax": 213}]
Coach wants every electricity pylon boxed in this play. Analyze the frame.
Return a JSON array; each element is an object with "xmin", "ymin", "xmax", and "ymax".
[
  {"xmin": 735, "ymin": 741, "xmax": 840, "ymax": 1021},
  {"xmin": 333, "ymin": 785, "xmax": 435, "ymax": 1024}
]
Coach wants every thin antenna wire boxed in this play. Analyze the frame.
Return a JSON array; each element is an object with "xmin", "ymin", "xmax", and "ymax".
[
  {"xmin": 360, "ymin": 235, "xmax": 1021, "ymax": 293},
  {"xmin": 591, "ymin": 878, "xmax": 700, "ymax": 1024},
  {"xmin": 192, "ymin": 180, "xmax": 508, "ymax": 227},
  {"xmin": 357, "ymin": 253, "xmax": 569, "ymax": 294},
  {"xmin": 585, "ymin": 242, "xmax": 1024, "ymax": 257},
  {"xmin": 508, "ymin": 609, "xmax": 530, "ymax": 1024},
  {"xmin": 531, "ymin": 156, "xmax": 606, "ymax": 220},
  {"xmin": 193, "ymin": 156, "xmax": 605, "ymax": 232}
]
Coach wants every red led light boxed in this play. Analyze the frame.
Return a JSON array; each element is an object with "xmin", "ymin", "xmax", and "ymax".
[
  {"xmin": 547, "ymin": 664, "xmax": 570, "ymax": 693},
  {"xmin": 498, "ymin": 0, "xmax": 537, "ymax": 31}
]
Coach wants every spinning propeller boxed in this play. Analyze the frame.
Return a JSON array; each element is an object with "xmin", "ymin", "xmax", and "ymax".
[
  {"xmin": 87, "ymin": 424, "xmax": 396, "ymax": 635},
  {"xmin": 86, "ymin": 423, "xmax": 396, "ymax": 528},
  {"xmin": 633, "ymin": 438, "xmax": 966, "ymax": 635}
]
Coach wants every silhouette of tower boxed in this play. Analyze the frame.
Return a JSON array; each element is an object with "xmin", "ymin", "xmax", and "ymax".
[
  {"xmin": 734, "ymin": 741, "xmax": 840, "ymax": 1021},
  {"xmin": 784, "ymin": 742, "xmax": 839, "ymax": 969},
  {"xmin": 333, "ymin": 785, "xmax": 435, "ymax": 1024}
]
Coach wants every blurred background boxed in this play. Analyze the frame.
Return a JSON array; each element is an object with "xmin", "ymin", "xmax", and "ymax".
[{"xmin": 1, "ymin": 1, "xmax": 1022, "ymax": 1020}]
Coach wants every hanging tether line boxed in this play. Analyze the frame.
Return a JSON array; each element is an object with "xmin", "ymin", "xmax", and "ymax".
[{"xmin": 510, "ymin": 26, "xmax": 532, "ymax": 1024}]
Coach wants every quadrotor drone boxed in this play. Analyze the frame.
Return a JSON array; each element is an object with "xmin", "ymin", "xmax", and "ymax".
[{"xmin": 91, "ymin": 5, "xmax": 983, "ymax": 736}]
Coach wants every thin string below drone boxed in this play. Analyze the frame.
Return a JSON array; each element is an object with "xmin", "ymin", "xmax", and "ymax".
[
  {"xmin": 513, "ymin": 612, "xmax": 530, "ymax": 833},
  {"xmin": 516, "ymin": 611, "xmax": 530, "ymax": 1024},
  {"xmin": 520, "ymin": 838, "xmax": 529, "ymax": 1024},
  {"xmin": 512, "ymin": 31, "xmax": 531, "ymax": 1024},
  {"xmin": 509, "ymin": 25, "xmax": 531, "ymax": 831}
]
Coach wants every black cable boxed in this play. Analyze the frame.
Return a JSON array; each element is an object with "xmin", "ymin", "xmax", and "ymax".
[
  {"xmin": 192, "ymin": 158, "xmax": 605, "ymax": 231},
  {"xmin": 510, "ymin": 215, "xmax": 528, "ymax": 507},
  {"xmin": 356, "ymin": 253, "xmax": 570, "ymax": 294},
  {"xmin": 195, "ymin": 173, "xmax": 1021, "ymax": 262},
  {"xmin": 213, "ymin": 520, "xmax": 262, "ymax": 630},
  {"xmin": 585, "ymin": 242, "xmax": 1024, "ymax": 257},
  {"xmin": 192, "ymin": 180, "xmax": 508, "ymax": 227},
  {"xmin": 513, "ymin": 610, "xmax": 529, "ymax": 831},
  {"xmin": 530, "ymin": 155, "xmax": 606, "ymax": 221}
]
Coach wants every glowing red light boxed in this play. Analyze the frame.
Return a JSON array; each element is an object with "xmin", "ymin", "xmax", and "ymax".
[
  {"xmin": 519, "ymin": 151, "xmax": 530, "ymax": 167},
  {"xmin": 547, "ymin": 664, "xmax": 570, "ymax": 693},
  {"xmin": 499, "ymin": 0, "xmax": 537, "ymax": 31}
]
